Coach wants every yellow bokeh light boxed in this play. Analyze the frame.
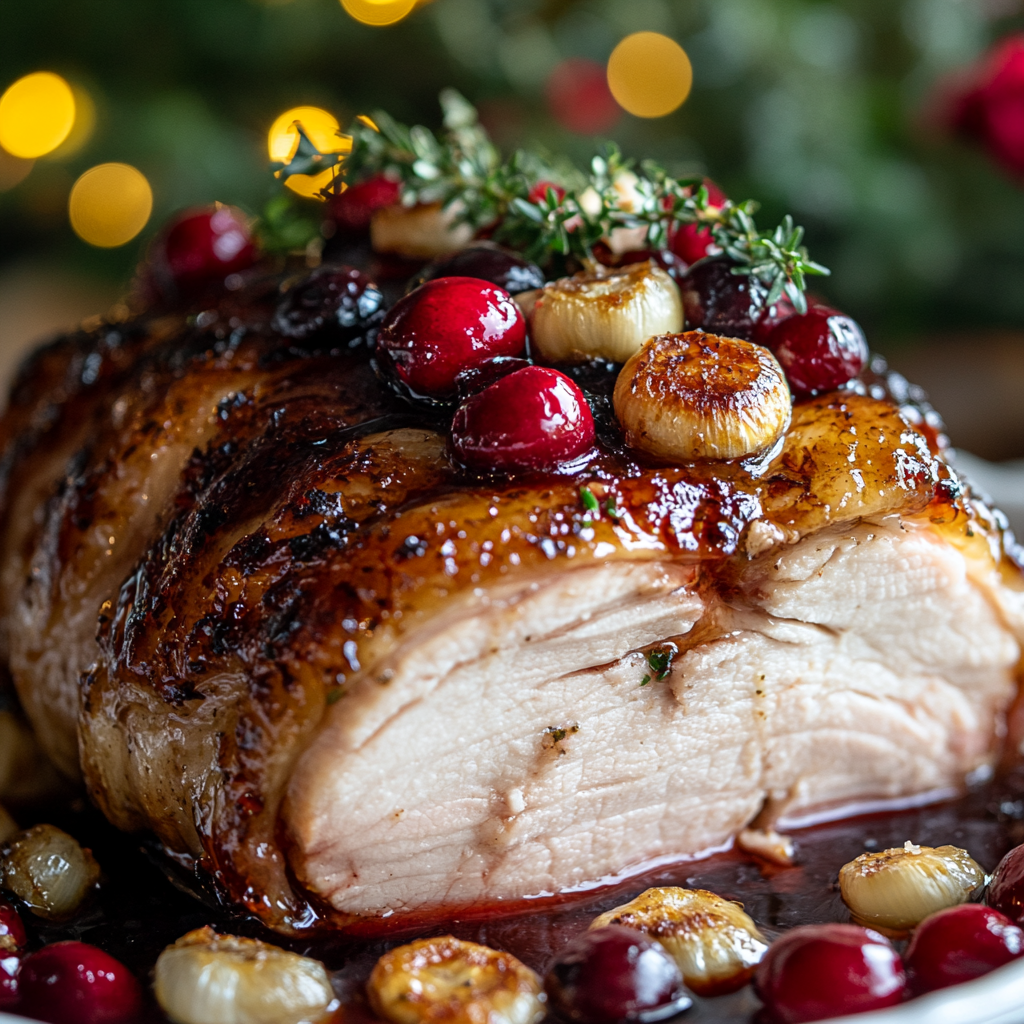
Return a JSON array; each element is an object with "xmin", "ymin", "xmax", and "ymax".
[
  {"xmin": 0, "ymin": 72, "xmax": 76, "ymax": 159},
  {"xmin": 68, "ymin": 163, "xmax": 153, "ymax": 248},
  {"xmin": 341, "ymin": 0, "xmax": 417, "ymax": 27},
  {"xmin": 606, "ymin": 33, "xmax": 693, "ymax": 119},
  {"xmin": 268, "ymin": 106, "xmax": 351, "ymax": 198},
  {"xmin": 284, "ymin": 166, "xmax": 342, "ymax": 199},
  {"xmin": 268, "ymin": 106, "xmax": 344, "ymax": 162}
]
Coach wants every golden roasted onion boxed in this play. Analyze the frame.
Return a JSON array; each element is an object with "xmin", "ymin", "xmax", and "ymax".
[
  {"xmin": 590, "ymin": 886, "xmax": 767, "ymax": 996},
  {"xmin": 839, "ymin": 842, "xmax": 986, "ymax": 932},
  {"xmin": 0, "ymin": 823, "xmax": 100, "ymax": 921},
  {"xmin": 613, "ymin": 331, "xmax": 791, "ymax": 461},
  {"xmin": 154, "ymin": 927, "xmax": 335, "ymax": 1024},
  {"xmin": 368, "ymin": 935, "xmax": 545, "ymax": 1024},
  {"xmin": 370, "ymin": 201, "xmax": 475, "ymax": 259},
  {"xmin": 529, "ymin": 261, "xmax": 683, "ymax": 364}
]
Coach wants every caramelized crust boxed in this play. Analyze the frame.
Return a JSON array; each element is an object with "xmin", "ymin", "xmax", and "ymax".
[{"xmin": 0, "ymin": 267, "xmax": 1015, "ymax": 934}]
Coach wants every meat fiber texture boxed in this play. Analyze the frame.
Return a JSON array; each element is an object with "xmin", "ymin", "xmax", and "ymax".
[{"xmin": 1, "ymin": 271, "xmax": 1022, "ymax": 935}]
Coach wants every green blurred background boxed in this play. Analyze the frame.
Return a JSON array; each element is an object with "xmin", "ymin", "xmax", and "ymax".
[{"xmin": 2, "ymin": 0, "xmax": 1024, "ymax": 454}]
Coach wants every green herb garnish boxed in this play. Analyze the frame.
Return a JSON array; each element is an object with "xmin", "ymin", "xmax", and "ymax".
[
  {"xmin": 646, "ymin": 646, "xmax": 676, "ymax": 682},
  {"xmin": 336, "ymin": 91, "xmax": 829, "ymax": 310},
  {"xmin": 580, "ymin": 486, "xmax": 600, "ymax": 514}
]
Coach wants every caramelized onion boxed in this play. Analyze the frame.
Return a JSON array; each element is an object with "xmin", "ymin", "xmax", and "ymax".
[
  {"xmin": 590, "ymin": 886, "xmax": 768, "ymax": 996},
  {"xmin": 154, "ymin": 927, "xmax": 334, "ymax": 1024},
  {"xmin": 613, "ymin": 332, "xmax": 791, "ymax": 461},
  {"xmin": 369, "ymin": 936, "xmax": 545, "ymax": 1024},
  {"xmin": 0, "ymin": 824, "xmax": 100, "ymax": 921},
  {"xmin": 839, "ymin": 842, "xmax": 986, "ymax": 932}
]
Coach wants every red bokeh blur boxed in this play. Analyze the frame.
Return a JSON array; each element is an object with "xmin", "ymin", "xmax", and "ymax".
[
  {"xmin": 546, "ymin": 59, "xmax": 621, "ymax": 135},
  {"xmin": 942, "ymin": 35, "xmax": 1024, "ymax": 178}
]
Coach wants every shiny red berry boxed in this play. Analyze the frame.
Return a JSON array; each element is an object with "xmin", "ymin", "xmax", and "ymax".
[
  {"xmin": 545, "ymin": 925, "xmax": 692, "ymax": 1024},
  {"xmin": 0, "ymin": 954, "xmax": 19, "ymax": 1010},
  {"xmin": 330, "ymin": 174, "xmax": 401, "ymax": 232},
  {"xmin": 764, "ymin": 307, "xmax": 868, "ymax": 395},
  {"xmin": 987, "ymin": 844, "xmax": 1024, "ymax": 925},
  {"xmin": 754, "ymin": 924, "xmax": 905, "ymax": 1024},
  {"xmin": 670, "ymin": 180, "xmax": 727, "ymax": 266},
  {"xmin": 0, "ymin": 900, "xmax": 26, "ymax": 954},
  {"xmin": 18, "ymin": 941, "xmax": 143, "ymax": 1024},
  {"xmin": 906, "ymin": 904, "xmax": 1024, "ymax": 994},
  {"xmin": 679, "ymin": 256, "xmax": 769, "ymax": 340},
  {"xmin": 273, "ymin": 264, "xmax": 385, "ymax": 346},
  {"xmin": 377, "ymin": 277, "xmax": 527, "ymax": 401},
  {"xmin": 451, "ymin": 366, "xmax": 596, "ymax": 473},
  {"xmin": 157, "ymin": 206, "xmax": 257, "ymax": 295}
]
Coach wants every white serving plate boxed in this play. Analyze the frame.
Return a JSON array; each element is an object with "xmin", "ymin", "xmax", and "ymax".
[{"xmin": 3, "ymin": 957, "xmax": 1024, "ymax": 1024}]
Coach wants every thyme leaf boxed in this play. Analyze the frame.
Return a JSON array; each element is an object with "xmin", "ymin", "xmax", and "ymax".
[{"xmin": 329, "ymin": 91, "xmax": 828, "ymax": 302}]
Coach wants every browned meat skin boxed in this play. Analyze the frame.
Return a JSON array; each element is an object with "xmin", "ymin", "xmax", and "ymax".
[{"xmin": 0, "ymin": 265, "xmax": 1019, "ymax": 934}]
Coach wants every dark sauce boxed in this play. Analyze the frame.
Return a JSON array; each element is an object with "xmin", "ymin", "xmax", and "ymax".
[{"xmin": 12, "ymin": 765, "xmax": 1024, "ymax": 1022}]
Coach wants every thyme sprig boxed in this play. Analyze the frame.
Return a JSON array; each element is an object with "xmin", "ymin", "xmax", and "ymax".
[{"xmin": 284, "ymin": 91, "xmax": 828, "ymax": 309}]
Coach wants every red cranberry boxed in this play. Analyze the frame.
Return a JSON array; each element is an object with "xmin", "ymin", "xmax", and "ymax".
[
  {"xmin": 754, "ymin": 924, "xmax": 905, "ymax": 1024},
  {"xmin": 669, "ymin": 180, "xmax": 727, "ymax": 266},
  {"xmin": 764, "ymin": 307, "xmax": 868, "ymax": 395},
  {"xmin": 273, "ymin": 264, "xmax": 385, "ymax": 346},
  {"xmin": 0, "ymin": 954, "xmax": 19, "ymax": 1010},
  {"xmin": 18, "ymin": 942, "xmax": 143, "ymax": 1024},
  {"xmin": 330, "ymin": 174, "xmax": 401, "ymax": 233},
  {"xmin": 545, "ymin": 925, "xmax": 692, "ymax": 1024},
  {"xmin": 906, "ymin": 904, "xmax": 1024, "ymax": 994},
  {"xmin": 986, "ymin": 843, "xmax": 1024, "ymax": 924},
  {"xmin": 679, "ymin": 256, "xmax": 771, "ymax": 340},
  {"xmin": 155, "ymin": 206, "xmax": 257, "ymax": 296},
  {"xmin": 376, "ymin": 277, "xmax": 527, "ymax": 401},
  {"xmin": 451, "ymin": 366, "xmax": 596, "ymax": 474},
  {"xmin": 407, "ymin": 245, "xmax": 545, "ymax": 296},
  {"xmin": 0, "ymin": 900, "xmax": 26, "ymax": 954}
]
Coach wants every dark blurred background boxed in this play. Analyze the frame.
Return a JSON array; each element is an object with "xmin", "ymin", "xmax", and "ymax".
[{"xmin": 2, "ymin": 0, "xmax": 1024, "ymax": 459}]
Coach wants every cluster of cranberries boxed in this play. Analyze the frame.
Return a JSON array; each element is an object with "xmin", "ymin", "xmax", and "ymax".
[
  {"xmin": 374, "ymin": 252, "xmax": 597, "ymax": 475},
  {"xmin": 0, "ymin": 898, "xmax": 142, "ymax": 1022},
  {"xmin": 538, "ymin": 841, "xmax": 1024, "ymax": 1024},
  {"xmin": 679, "ymin": 255, "xmax": 868, "ymax": 397},
  {"xmin": 138, "ymin": 194, "xmax": 870, "ymax": 473}
]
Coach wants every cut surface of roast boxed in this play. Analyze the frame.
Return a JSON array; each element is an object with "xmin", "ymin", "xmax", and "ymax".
[{"xmin": 0, "ymin": 267, "xmax": 1021, "ymax": 933}]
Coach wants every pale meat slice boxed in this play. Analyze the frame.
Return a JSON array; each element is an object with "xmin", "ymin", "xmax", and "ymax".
[{"xmin": 287, "ymin": 518, "xmax": 1019, "ymax": 917}]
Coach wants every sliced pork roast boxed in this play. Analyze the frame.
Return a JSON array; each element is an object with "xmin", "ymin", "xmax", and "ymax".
[{"xmin": 1, "ymin": 270, "xmax": 1022, "ymax": 935}]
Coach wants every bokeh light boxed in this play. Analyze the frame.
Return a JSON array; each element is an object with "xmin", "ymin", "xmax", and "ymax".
[
  {"xmin": 546, "ymin": 59, "xmax": 620, "ymax": 135},
  {"xmin": 607, "ymin": 33, "xmax": 693, "ymax": 119},
  {"xmin": 0, "ymin": 72, "xmax": 76, "ymax": 159},
  {"xmin": 341, "ymin": 0, "xmax": 417, "ymax": 27},
  {"xmin": 68, "ymin": 163, "xmax": 153, "ymax": 247},
  {"xmin": 267, "ymin": 105, "xmax": 350, "ymax": 198}
]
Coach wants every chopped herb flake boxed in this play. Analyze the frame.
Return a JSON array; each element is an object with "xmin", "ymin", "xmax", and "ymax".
[
  {"xmin": 326, "ymin": 688, "xmax": 344, "ymax": 705},
  {"xmin": 640, "ymin": 675, "xmax": 652, "ymax": 687},
  {"xmin": 645, "ymin": 645, "xmax": 678, "ymax": 682},
  {"xmin": 580, "ymin": 487, "xmax": 599, "ymax": 514},
  {"xmin": 605, "ymin": 499, "xmax": 621, "ymax": 519}
]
